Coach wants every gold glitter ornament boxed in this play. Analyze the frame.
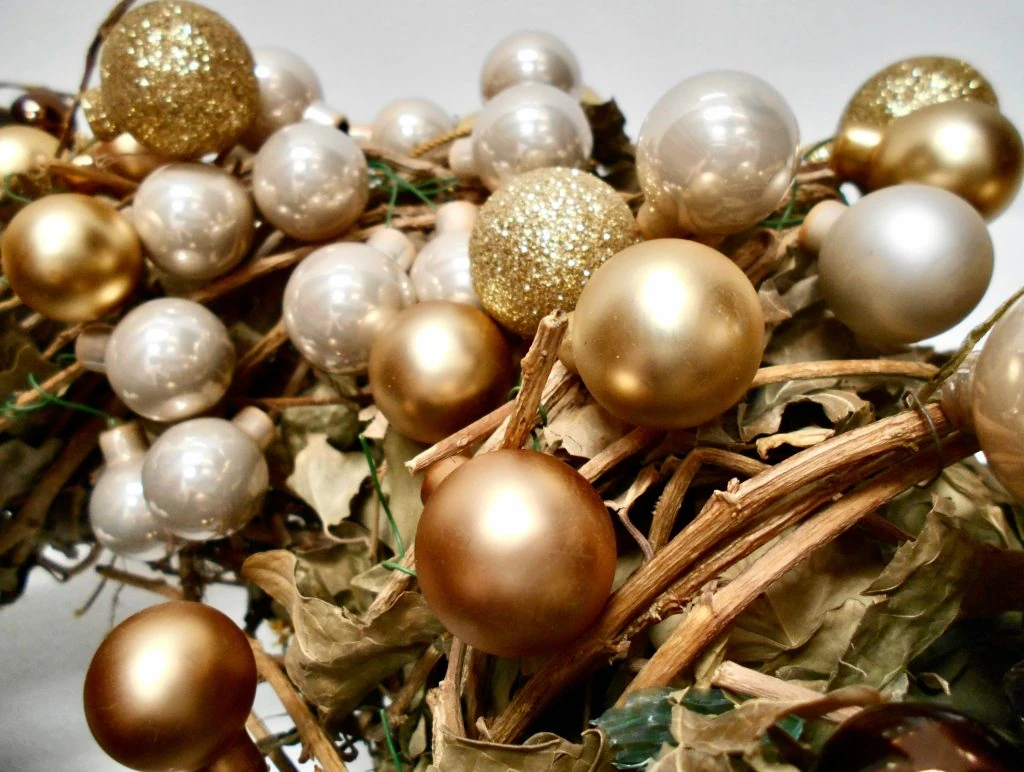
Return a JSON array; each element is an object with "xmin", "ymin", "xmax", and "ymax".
[
  {"xmin": 833, "ymin": 56, "xmax": 998, "ymax": 184},
  {"xmin": 95, "ymin": 1, "xmax": 259, "ymax": 158},
  {"xmin": 469, "ymin": 167, "xmax": 640, "ymax": 337}
]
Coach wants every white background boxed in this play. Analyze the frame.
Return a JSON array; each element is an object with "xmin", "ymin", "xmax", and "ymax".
[{"xmin": 1, "ymin": 1, "xmax": 1024, "ymax": 770}]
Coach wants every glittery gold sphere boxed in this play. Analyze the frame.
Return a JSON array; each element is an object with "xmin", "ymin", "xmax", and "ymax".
[
  {"xmin": 469, "ymin": 167, "xmax": 640, "ymax": 337},
  {"xmin": 96, "ymin": 1, "xmax": 259, "ymax": 157},
  {"xmin": 833, "ymin": 56, "xmax": 998, "ymax": 184}
]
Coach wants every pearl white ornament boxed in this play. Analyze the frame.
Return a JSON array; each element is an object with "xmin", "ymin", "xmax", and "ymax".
[
  {"xmin": 371, "ymin": 98, "xmax": 455, "ymax": 158},
  {"xmin": 244, "ymin": 47, "xmax": 323, "ymax": 149},
  {"xmin": 410, "ymin": 201, "xmax": 480, "ymax": 306},
  {"xmin": 480, "ymin": 30, "xmax": 582, "ymax": 101}
]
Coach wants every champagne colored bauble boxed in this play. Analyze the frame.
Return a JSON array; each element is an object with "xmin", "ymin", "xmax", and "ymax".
[
  {"xmin": 416, "ymin": 449, "xmax": 616, "ymax": 657},
  {"xmin": 449, "ymin": 84, "xmax": 593, "ymax": 191},
  {"xmin": 142, "ymin": 407, "xmax": 274, "ymax": 540},
  {"xmin": 573, "ymin": 239, "xmax": 764, "ymax": 429},
  {"xmin": 369, "ymin": 301, "xmax": 516, "ymax": 444},
  {"xmin": 89, "ymin": 134, "xmax": 172, "ymax": 182},
  {"xmin": 817, "ymin": 185, "xmax": 993, "ymax": 345},
  {"xmin": 469, "ymin": 167, "xmax": 640, "ymax": 336},
  {"xmin": 84, "ymin": 601, "xmax": 260, "ymax": 772},
  {"xmin": 96, "ymin": 1, "xmax": 259, "ymax": 157},
  {"xmin": 371, "ymin": 98, "xmax": 455, "ymax": 158},
  {"xmin": 283, "ymin": 235, "xmax": 415, "ymax": 373},
  {"xmin": 410, "ymin": 201, "xmax": 480, "ymax": 306},
  {"xmin": 0, "ymin": 125, "xmax": 57, "ymax": 179},
  {"xmin": 134, "ymin": 163, "xmax": 253, "ymax": 280},
  {"xmin": 866, "ymin": 101, "xmax": 1024, "ymax": 220},
  {"xmin": 10, "ymin": 90, "xmax": 69, "ymax": 136},
  {"xmin": 88, "ymin": 423, "xmax": 166, "ymax": 560},
  {"xmin": 253, "ymin": 122, "xmax": 369, "ymax": 241},
  {"xmin": 77, "ymin": 298, "xmax": 236, "ymax": 422},
  {"xmin": 243, "ymin": 47, "xmax": 323, "ymax": 149},
  {"xmin": 833, "ymin": 56, "xmax": 998, "ymax": 185},
  {"xmin": 972, "ymin": 296, "xmax": 1024, "ymax": 502},
  {"xmin": 636, "ymin": 70, "xmax": 800, "ymax": 236},
  {"xmin": 480, "ymin": 30, "xmax": 582, "ymax": 101},
  {"xmin": 1, "ymin": 193, "xmax": 142, "ymax": 322}
]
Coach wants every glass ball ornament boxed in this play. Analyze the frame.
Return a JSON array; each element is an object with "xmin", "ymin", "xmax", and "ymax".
[
  {"xmin": 253, "ymin": 121, "xmax": 370, "ymax": 241},
  {"xmin": 283, "ymin": 230, "xmax": 416, "ymax": 374},
  {"xmin": 813, "ymin": 703, "xmax": 1023, "ymax": 771},
  {"xmin": 243, "ymin": 47, "xmax": 323, "ymax": 149},
  {"xmin": 415, "ymin": 449, "xmax": 617, "ymax": 657},
  {"xmin": 369, "ymin": 301, "xmax": 516, "ymax": 444},
  {"xmin": 832, "ymin": 55, "xmax": 998, "ymax": 186},
  {"xmin": 806, "ymin": 184, "xmax": 993, "ymax": 345},
  {"xmin": 133, "ymin": 163, "xmax": 254, "ymax": 281},
  {"xmin": 1, "ymin": 193, "xmax": 142, "ymax": 322},
  {"xmin": 142, "ymin": 407, "xmax": 275, "ymax": 541},
  {"xmin": 84, "ymin": 601, "xmax": 262, "ymax": 772},
  {"xmin": 469, "ymin": 167, "xmax": 640, "ymax": 336},
  {"xmin": 90, "ymin": 0, "xmax": 259, "ymax": 157},
  {"xmin": 0, "ymin": 125, "xmax": 58, "ymax": 179},
  {"xmin": 971, "ymin": 296, "xmax": 1024, "ymax": 502},
  {"xmin": 572, "ymin": 239, "xmax": 765, "ymax": 429},
  {"xmin": 410, "ymin": 201, "xmax": 481, "ymax": 306},
  {"xmin": 88, "ymin": 422, "xmax": 167, "ymax": 561},
  {"xmin": 76, "ymin": 298, "xmax": 236, "ymax": 423},
  {"xmin": 448, "ymin": 83, "xmax": 593, "ymax": 191},
  {"xmin": 865, "ymin": 100, "xmax": 1024, "ymax": 220},
  {"xmin": 371, "ymin": 98, "xmax": 455, "ymax": 158},
  {"xmin": 479, "ymin": 30, "xmax": 582, "ymax": 101},
  {"xmin": 636, "ymin": 70, "xmax": 800, "ymax": 237},
  {"xmin": 88, "ymin": 133, "xmax": 171, "ymax": 182}
]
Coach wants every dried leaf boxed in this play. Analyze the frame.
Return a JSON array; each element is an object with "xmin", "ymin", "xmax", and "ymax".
[
  {"xmin": 768, "ymin": 598, "xmax": 870, "ymax": 683},
  {"xmin": 0, "ymin": 438, "xmax": 61, "ymax": 509},
  {"xmin": 740, "ymin": 384, "xmax": 872, "ymax": 443},
  {"xmin": 243, "ymin": 550, "xmax": 443, "ymax": 721},
  {"xmin": 755, "ymin": 426, "xmax": 834, "ymax": 458},
  {"xmin": 831, "ymin": 511, "xmax": 981, "ymax": 692},
  {"xmin": 429, "ymin": 728, "xmax": 614, "ymax": 772},
  {"xmin": 377, "ymin": 429, "xmax": 426, "ymax": 552},
  {"xmin": 541, "ymin": 399, "xmax": 629, "ymax": 460},
  {"xmin": 0, "ymin": 330, "xmax": 60, "ymax": 434},
  {"xmin": 286, "ymin": 434, "xmax": 369, "ymax": 529},
  {"xmin": 278, "ymin": 383, "xmax": 360, "ymax": 457}
]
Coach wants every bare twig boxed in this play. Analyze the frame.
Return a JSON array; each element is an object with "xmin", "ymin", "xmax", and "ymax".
[
  {"xmin": 0, "ymin": 362, "xmax": 86, "ymax": 434},
  {"xmin": 711, "ymin": 661, "xmax": 859, "ymax": 723},
  {"xmin": 500, "ymin": 311, "xmax": 568, "ymax": 450},
  {"xmin": 578, "ymin": 426, "xmax": 665, "ymax": 483},
  {"xmin": 95, "ymin": 566, "xmax": 183, "ymax": 600},
  {"xmin": 246, "ymin": 713, "xmax": 299, "ymax": 772},
  {"xmin": 750, "ymin": 359, "xmax": 938, "ymax": 389}
]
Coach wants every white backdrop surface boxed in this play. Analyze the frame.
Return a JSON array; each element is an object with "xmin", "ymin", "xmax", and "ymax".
[{"xmin": 1, "ymin": 1, "xmax": 1023, "ymax": 769}]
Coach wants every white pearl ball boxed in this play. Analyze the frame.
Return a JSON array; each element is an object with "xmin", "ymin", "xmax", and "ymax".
[
  {"xmin": 244, "ymin": 47, "xmax": 323, "ymax": 149},
  {"xmin": 480, "ymin": 30, "xmax": 582, "ymax": 101},
  {"xmin": 371, "ymin": 98, "xmax": 454, "ymax": 158},
  {"xmin": 410, "ymin": 202, "xmax": 479, "ymax": 306}
]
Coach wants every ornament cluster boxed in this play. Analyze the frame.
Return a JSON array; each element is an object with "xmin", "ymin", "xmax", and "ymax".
[{"xmin": 3, "ymin": 2, "xmax": 1024, "ymax": 770}]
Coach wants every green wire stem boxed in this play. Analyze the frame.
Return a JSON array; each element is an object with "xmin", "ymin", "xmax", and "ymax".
[
  {"xmin": 379, "ymin": 708, "xmax": 404, "ymax": 772},
  {"xmin": 359, "ymin": 435, "xmax": 413, "ymax": 577},
  {"xmin": 1, "ymin": 373, "xmax": 117, "ymax": 425}
]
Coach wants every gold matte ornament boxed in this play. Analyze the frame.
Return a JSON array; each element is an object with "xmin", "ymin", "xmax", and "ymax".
[
  {"xmin": 94, "ymin": 1, "xmax": 259, "ymax": 157},
  {"xmin": 833, "ymin": 56, "xmax": 998, "ymax": 184},
  {"xmin": 469, "ymin": 167, "xmax": 640, "ymax": 337},
  {"xmin": 0, "ymin": 125, "xmax": 58, "ymax": 180},
  {"xmin": 866, "ymin": 101, "xmax": 1023, "ymax": 220},
  {"xmin": 2, "ymin": 193, "xmax": 142, "ymax": 322}
]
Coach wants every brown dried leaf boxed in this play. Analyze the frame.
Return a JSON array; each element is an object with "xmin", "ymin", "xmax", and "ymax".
[
  {"xmin": 429, "ymin": 728, "xmax": 614, "ymax": 772},
  {"xmin": 0, "ymin": 438, "xmax": 61, "ymax": 510},
  {"xmin": 286, "ymin": 434, "xmax": 369, "ymax": 529},
  {"xmin": 278, "ymin": 383, "xmax": 361, "ymax": 456},
  {"xmin": 739, "ymin": 385, "xmax": 872, "ymax": 443},
  {"xmin": 755, "ymin": 426, "xmax": 834, "ymax": 458},
  {"xmin": 243, "ymin": 550, "xmax": 443, "ymax": 721},
  {"xmin": 541, "ymin": 400, "xmax": 629, "ymax": 460},
  {"xmin": 378, "ymin": 429, "xmax": 426, "ymax": 552},
  {"xmin": 768, "ymin": 598, "xmax": 871, "ymax": 683}
]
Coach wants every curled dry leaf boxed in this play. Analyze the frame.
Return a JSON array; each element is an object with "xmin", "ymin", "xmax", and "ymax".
[
  {"xmin": 0, "ymin": 438, "xmax": 61, "ymax": 510},
  {"xmin": 429, "ymin": 728, "xmax": 614, "ymax": 772},
  {"xmin": 286, "ymin": 434, "xmax": 370, "ymax": 530},
  {"xmin": 377, "ymin": 429, "xmax": 427, "ymax": 552},
  {"xmin": 242, "ymin": 550, "xmax": 444, "ymax": 722},
  {"xmin": 755, "ymin": 426, "xmax": 835, "ymax": 458},
  {"xmin": 541, "ymin": 398, "xmax": 629, "ymax": 461}
]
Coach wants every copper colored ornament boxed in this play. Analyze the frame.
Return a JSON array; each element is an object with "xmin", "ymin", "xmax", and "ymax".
[
  {"xmin": 420, "ymin": 455, "xmax": 469, "ymax": 504},
  {"xmin": 369, "ymin": 301, "xmax": 516, "ymax": 444},
  {"xmin": 866, "ymin": 100, "xmax": 1023, "ymax": 220},
  {"xmin": 833, "ymin": 56, "xmax": 998, "ymax": 185},
  {"xmin": 1, "ymin": 193, "xmax": 142, "ymax": 321},
  {"xmin": 416, "ymin": 449, "xmax": 617, "ymax": 657},
  {"xmin": 572, "ymin": 239, "xmax": 764, "ymax": 429},
  {"xmin": 10, "ymin": 90, "xmax": 70, "ymax": 135},
  {"xmin": 0, "ymin": 124, "xmax": 58, "ymax": 179},
  {"xmin": 89, "ymin": 133, "xmax": 171, "ymax": 182},
  {"xmin": 94, "ymin": 1, "xmax": 259, "ymax": 157},
  {"xmin": 83, "ymin": 601, "xmax": 261, "ymax": 772},
  {"xmin": 469, "ymin": 167, "xmax": 640, "ymax": 337},
  {"xmin": 972, "ymin": 296, "xmax": 1024, "ymax": 502}
]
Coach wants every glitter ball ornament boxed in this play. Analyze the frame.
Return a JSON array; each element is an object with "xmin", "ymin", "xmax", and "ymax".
[
  {"xmin": 92, "ymin": 0, "xmax": 259, "ymax": 157},
  {"xmin": 88, "ymin": 423, "xmax": 166, "ymax": 561},
  {"xmin": 76, "ymin": 298, "xmax": 236, "ymax": 423},
  {"xmin": 84, "ymin": 601, "xmax": 261, "ymax": 772},
  {"xmin": 142, "ymin": 407, "xmax": 274, "ymax": 541},
  {"xmin": 1, "ymin": 193, "xmax": 142, "ymax": 322},
  {"xmin": 416, "ymin": 449, "xmax": 617, "ymax": 657},
  {"xmin": 469, "ymin": 167, "xmax": 640, "ymax": 336},
  {"xmin": 410, "ymin": 201, "xmax": 480, "ymax": 306},
  {"xmin": 833, "ymin": 56, "xmax": 998, "ymax": 185}
]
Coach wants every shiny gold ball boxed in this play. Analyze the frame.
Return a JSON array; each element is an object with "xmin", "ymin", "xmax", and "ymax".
[
  {"xmin": 834, "ymin": 56, "xmax": 998, "ymax": 184},
  {"xmin": 416, "ymin": 449, "xmax": 617, "ymax": 657},
  {"xmin": 866, "ymin": 101, "xmax": 1023, "ymax": 220},
  {"xmin": 469, "ymin": 167, "xmax": 640, "ymax": 337},
  {"xmin": 83, "ymin": 601, "xmax": 258, "ymax": 771},
  {"xmin": 0, "ymin": 125, "xmax": 57, "ymax": 179},
  {"xmin": 91, "ymin": 133, "xmax": 173, "ymax": 182},
  {"xmin": 2, "ymin": 193, "xmax": 142, "ymax": 321},
  {"xmin": 97, "ymin": 1, "xmax": 259, "ymax": 157},
  {"xmin": 573, "ymin": 239, "xmax": 764, "ymax": 429},
  {"xmin": 369, "ymin": 301, "xmax": 516, "ymax": 444}
]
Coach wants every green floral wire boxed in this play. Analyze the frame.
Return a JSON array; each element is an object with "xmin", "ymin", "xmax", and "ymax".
[
  {"xmin": 1, "ymin": 373, "xmax": 118, "ymax": 425},
  {"xmin": 379, "ymin": 708, "xmax": 404, "ymax": 772},
  {"xmin": 358, "ymin": 434, "xmax": 416, "ymax": 576},
  {"xmin": 2, "ymin": 173, "xmax": 34, "ymax": 204},
  {"xmin": 367, "ymin": 160, "xmax": 458, "ymax": 226},
  {"xmin": 761, "ymin": 136, "xmax": 837, "ymax": 230}
]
